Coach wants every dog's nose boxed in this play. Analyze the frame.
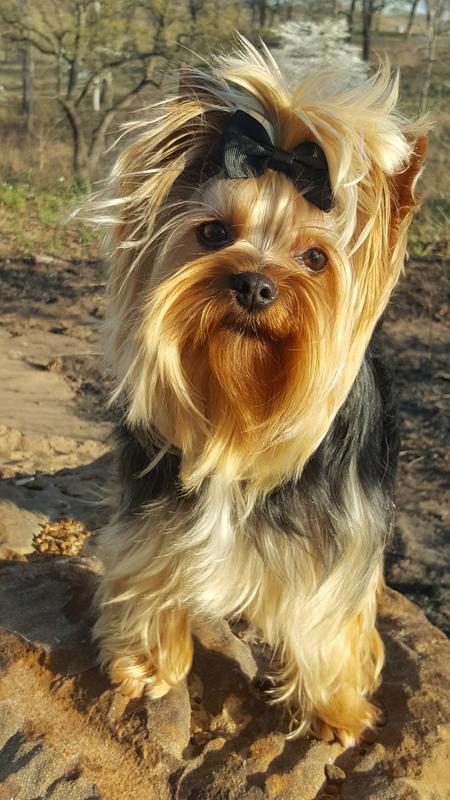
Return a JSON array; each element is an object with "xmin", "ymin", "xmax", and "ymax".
[{"xmin": 229, "ymin": 272, "xmax": 278, "ymax": 311}]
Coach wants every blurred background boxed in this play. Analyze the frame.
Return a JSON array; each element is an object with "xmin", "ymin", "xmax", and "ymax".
[
  {"xmin": 0, "ymin": 1, "xmax": 448, "ymax": 637},
  {"xmin": 0, "ymin": 0, "xmax": 448, "ymax": 259}
]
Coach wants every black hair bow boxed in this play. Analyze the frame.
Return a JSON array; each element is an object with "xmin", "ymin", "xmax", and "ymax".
[{"xmin": 220, "ymin": 110, "xmax": 333, "ymax": 212}]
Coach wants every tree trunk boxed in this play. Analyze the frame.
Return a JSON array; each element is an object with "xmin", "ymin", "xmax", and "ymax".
[
  {"xmin": 92, "ymin": 75, "xmax": 101, "ymax": 111},
  {"xmin": 268, "ymin": 2, "xmax": 278, "ymax": 27},
  {"xmin": 67, "ymin": 2, "xmax": 86, "ymax": 98},
  {"xmin": 100, "ymin": 72, "xmax": 113, "ymax": 108},
  {"xmin": 60, "ymin": 99, "xmax": 90, "ymax": 187},
  {"xmin": 88, "ymin": 121, "xmax": 111, "ymax": 179},
  {"xmin": 56, "ymin": 53, "xmax": 63, "ymax": 95},
  {"xmin": 284, "ymin": 3, "xmax": 293, "ymax": 21},
  {"xmin": 20, "ymin": 0, "xmax": 34, "ymax": 133},
  {"xmin": 347, "ymin": 0, "xmax": 357, "ymax": 34},
  {"xmin": 405, "ymin": 0, "xmax": 420, "ymax": 37},
  {"xmin": 362, "ymin": 0, "xmax": 373, "ymax": 62},
  {"xmin": 21, "ymin": 41, "xmax": 34, "ymax": 132},
  {"xmin": 258, "ymin": 0, "xmax": 267, "ymax": 28},
  {"xmin": 421, "ymin": 0, "xmax": 442, "ymax": 110}
]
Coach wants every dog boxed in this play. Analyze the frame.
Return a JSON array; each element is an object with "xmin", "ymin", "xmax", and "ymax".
[{"xmin": 92, "ymin": 39, "xmax": 428, "ymax": 746}]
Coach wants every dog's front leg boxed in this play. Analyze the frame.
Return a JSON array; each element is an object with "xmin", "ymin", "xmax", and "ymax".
[
  {"xmin": 248, "ymin": 560, "xmax": 384, "ymax": 746},
  {"xmin": 93, "ymin": 519, "xmax": 193, "ymax": 699}
]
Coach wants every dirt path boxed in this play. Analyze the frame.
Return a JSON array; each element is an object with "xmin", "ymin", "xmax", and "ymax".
[
  {"xmin": 0, "ymin": 254, "xmax": 448, "ymax": 633},
  {"xmin": 382, "ymin": 260, "xmax": 449, "ymax": 635},
  {"xmin": 0, "ymin": 255, "xmax": 112, "ymax": 557}
]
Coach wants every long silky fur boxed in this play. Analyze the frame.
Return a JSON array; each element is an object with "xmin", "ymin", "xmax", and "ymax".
[{"xmin": 93, "ymin": 38, "xmax": 428, "ymax": 744}]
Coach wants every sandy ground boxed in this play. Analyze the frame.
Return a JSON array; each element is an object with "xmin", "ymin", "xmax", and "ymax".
[{"xmin": 0, "ymin": 253, "xmax": 448, "ymax": 634}]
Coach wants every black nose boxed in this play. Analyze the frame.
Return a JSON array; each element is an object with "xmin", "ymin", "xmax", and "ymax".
[{"xmin": 229, "ymin": 271, "xmax": 278, "ymax": 311}]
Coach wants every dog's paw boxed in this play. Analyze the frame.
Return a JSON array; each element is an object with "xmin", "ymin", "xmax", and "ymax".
[
  {"xmin": 115, "ymin": 675, "xmax": 146, "ymax": 699},
  {"xmin": 109, "ymin": 654, "xmax": 171, "ymax": 700},
  {"xmin": 313, "ymin": 700, "xmax": 381, "ymax": 748}
]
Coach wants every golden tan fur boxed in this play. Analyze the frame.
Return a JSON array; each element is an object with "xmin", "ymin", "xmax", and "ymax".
[{"xmin": 93, "ymin": 39, "xmax": 428, "ymax": 745}]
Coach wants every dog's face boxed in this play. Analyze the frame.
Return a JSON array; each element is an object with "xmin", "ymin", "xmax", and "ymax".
[
  {"xmin": 145, "ymin": 175, "xmax": 342, "ymax": 444},
  {"xmin": 104, "ymin": 43, "xmax": 427, "ymax": 490}
]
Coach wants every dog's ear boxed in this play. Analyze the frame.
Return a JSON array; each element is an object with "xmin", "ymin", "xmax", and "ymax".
[
  {"xmin": 104, "ymin": 66, "xmax": 224, "ymax": 341},
  {"xmin": 389, "ymin": 135, "xmax": 428, "ymax": 240}
]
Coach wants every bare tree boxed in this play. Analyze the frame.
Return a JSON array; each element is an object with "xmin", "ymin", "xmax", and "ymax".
[
  {"xmin": 187, "ymin": 0, "xmax": 206, "ymax": 23},
  {"xmin": 246, "ymin": 0, "xmax": 268, "ymax": 28},
  {"xmin": 361, "ymin": 0, "xmax": 391, "ymax": 61},
  {"xmin": 421, "ymin": 0, "xmax": 444, "ymax": 109},
  {"xmin": 362, "ymin": 0, "xmax": 373, "ymax": 60},
  {"xmin": 20, "ymin": 0, "xmax": 34, "ymax": 132},
  {"xmin": 1, "ymin": 0, "xmax": 175, "ymax": 185},
  {"xmin": 405, "ymin": 0, "xmax": 420, "ymax": 37},
  {"xmin": 346, "ymin": 0, "xmax": 358, "ymax": 34}
]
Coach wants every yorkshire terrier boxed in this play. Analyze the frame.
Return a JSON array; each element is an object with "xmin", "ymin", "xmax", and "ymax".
[{"xmin": 93, "ymin": 40, "xmax": 428, "ymax": 745}]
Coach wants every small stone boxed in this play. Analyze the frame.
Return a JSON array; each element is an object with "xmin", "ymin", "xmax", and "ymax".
[
  {"xmin": 48, "ymin": 357, "xmax": 62, "ymax": 372},
  {"xmin": 325, "ymin": 763, "xmax": 346, "ymax": 784},
  {"xmin": 48, "ymin": 325, "xmax": 67, "ymax": 334}
]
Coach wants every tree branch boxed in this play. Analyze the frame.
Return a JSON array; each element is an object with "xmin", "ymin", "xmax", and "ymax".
[
  {"xmin": 101, "ymin": 48, "xmax": 163, "ymax": 71},
  {"xmin": 88, "ymin": 74, "xmax": 161, "ymax": 166}
]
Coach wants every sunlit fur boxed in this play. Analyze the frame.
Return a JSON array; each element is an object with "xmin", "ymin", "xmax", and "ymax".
[{"xmin": 93, "ymin": 39, "xmax": 428, "ymax": 745}]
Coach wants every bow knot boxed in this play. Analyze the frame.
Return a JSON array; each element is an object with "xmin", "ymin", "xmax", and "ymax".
[
  {"xmin": 220, "ymin": 110, "xmax": 333, "ymax": 212},
  {"xmin": 268, "ymin": 146, "xmax": 295, "ymax": 171}
]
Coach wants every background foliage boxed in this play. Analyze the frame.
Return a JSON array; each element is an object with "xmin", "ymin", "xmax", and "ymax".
[{"xmin": 0, "ymin": 0, "xmax": 448, "ymax": 261}]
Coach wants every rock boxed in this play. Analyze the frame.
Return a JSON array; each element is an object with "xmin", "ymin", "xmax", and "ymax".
[
  {"xmin": 145, "ymin": 681, "xmax": 191, "ymax": 759},
  {"xmin": 0, "ymin": 499, "xmax": 46, "ymax": 558},
  {"xmin": 336, "ymin": 589, "xmax": 450, "ymax": 800},
  {"xmin": 0, "ymin": 557, "xmax": 449, "ymax": 800},
  {"xmin": 0, "ymin": 703, "xmax": 101, "ymax": 800},
  {"xmin": 193, "ymin": 616, "xmax": 259, "ymax": 681},
  {"xmin": 0, "ymin": 557, "xmax": 100, "ymax": 675},
  {"xmin": 324, "ymin": 763, "xmax": 346, "ymax": 784}
]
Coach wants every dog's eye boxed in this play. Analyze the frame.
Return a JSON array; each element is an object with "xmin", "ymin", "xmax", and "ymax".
[
  {"xmin": 295, "ymin": 248, "xmax": 328, "ymax": 272},
  {"xmin": 196, "ymin": 220, "xmax": 231, "ymax": 249}
]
